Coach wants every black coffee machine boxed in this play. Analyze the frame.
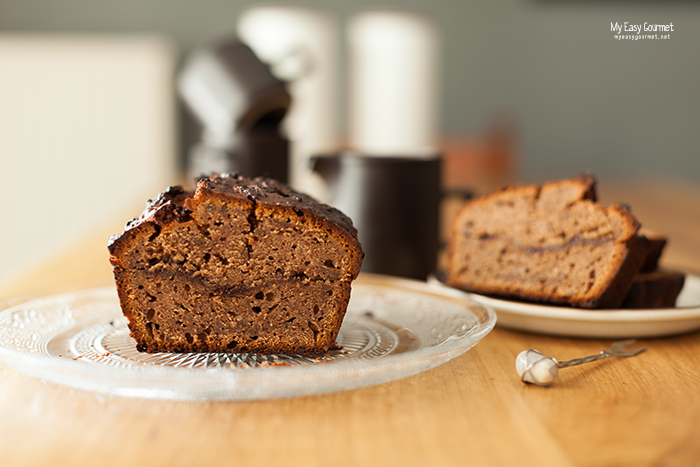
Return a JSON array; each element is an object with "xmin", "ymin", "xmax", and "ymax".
[{"xmin": 178, "ymin": 39, "xmax": 290, "ymax": 183}]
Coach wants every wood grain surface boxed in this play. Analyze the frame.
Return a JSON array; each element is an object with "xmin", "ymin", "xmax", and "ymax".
[{"xmin": 1, "ymin": 178, "xmax": 699, "ymax": 467}]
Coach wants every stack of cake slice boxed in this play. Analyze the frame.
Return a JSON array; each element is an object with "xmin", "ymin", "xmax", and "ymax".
[{"xmin": 444, "ymin": 174, "xmax": 685, "ymax": 309}]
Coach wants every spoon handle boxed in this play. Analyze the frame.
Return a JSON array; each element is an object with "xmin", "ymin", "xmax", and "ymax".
[{"xmin": 556, "ymin": 352, "xmax": 608, "ymax": 368}]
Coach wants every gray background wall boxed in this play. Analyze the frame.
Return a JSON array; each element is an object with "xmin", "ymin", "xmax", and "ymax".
[{"xmin": 2, "ymin": 0, "xmax": 699, "ymax": 183}]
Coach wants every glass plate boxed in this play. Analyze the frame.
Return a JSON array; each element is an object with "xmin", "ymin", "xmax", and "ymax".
[
  {"xmin": 0, "ymin": 273, "xmax": 495, "ymax": 401},
  {"xmin": 430, "ymin": 273, "xmax": 700, "ymax": 339}
]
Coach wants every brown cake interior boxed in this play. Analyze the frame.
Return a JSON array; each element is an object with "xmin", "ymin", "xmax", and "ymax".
[{"xmin": 109, "ymin": 175, "xmax": 363, "ymax": 355}]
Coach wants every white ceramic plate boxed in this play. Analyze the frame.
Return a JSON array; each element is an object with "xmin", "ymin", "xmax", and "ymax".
[
  {"xmin": 431, "ymin": 274, "xmax": 700, "ymax": 338},
  {"xmin": 0, "ymin": 273, "xmax": 495, "ymax": 401}
]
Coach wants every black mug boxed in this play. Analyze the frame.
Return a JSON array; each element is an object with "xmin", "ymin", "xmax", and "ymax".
[{"xmin": 311, "ymin": 151, "xmax": 441, "ymax": 280}]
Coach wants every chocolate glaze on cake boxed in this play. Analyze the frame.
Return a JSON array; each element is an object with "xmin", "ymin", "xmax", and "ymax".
[{"xmin": 109, "ymin": 173, "xmax": 363, "ymax": 355}]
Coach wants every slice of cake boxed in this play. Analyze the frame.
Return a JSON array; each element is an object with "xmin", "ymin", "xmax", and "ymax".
[
  {"xmin": 108, "ymin": 173, "xmax": 363, "ymax": 355},
  {"xmin": 637, "ymin": 229, "xmax": 668, "ymax": 273},
  {"xmin": 621, "ymin": 230, "xmax": 685, "ymax": 308},
  {"xmin": 621, "ymin": 269, "xmax": 686, "ymax": 309},
  {"xmin": 444, "ymin": 174, "xmax": 647, "ymax": 308}
]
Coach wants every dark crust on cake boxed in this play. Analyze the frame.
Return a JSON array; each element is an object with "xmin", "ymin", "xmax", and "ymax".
[
  {"xmin": 472, "ymin": 173, "xmax": 597, "ymax": 206},
  {"xmin": 108, "ymin": 173, "xmax": 363, "ymax": 355},
  {"xmin": 621, "ymin": 269, "xmax": 686, "ymax": 309},
  {"xmin": 591, "ymin": 229, "xmax": 647, "ymax": 308},
  {"xmin": 444, "ymin": 175, "xmax": 644, "ymax": 309},
  {"xmin": 638, "ymin": 230, "xmax": 668, "ymax": 273},
  {"xmin": 108, "ymin": 186, "xmax": 192, "ymax": 248}
]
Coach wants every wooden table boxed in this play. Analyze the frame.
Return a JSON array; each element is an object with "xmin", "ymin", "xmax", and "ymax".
[{"xmin": 1, "ymin": 178, "xmax": 700, "ymax": 467}]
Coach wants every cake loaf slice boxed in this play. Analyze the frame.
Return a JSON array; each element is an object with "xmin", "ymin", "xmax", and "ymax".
[
  {"xmin": 444, "ymin": 175, "xmax": 646, "ymax": 308},
  {"xmin": 620, "ymin": 230, "xmax": 686, "ymax": 308},
  {"xmin": 621, "ymin": 269, "xmax": 686, "ymax": 309},
  {"xmin": 108, "ymin": 173, "xmax": 363, "ymax": 355},
  {"xmin": 637, "ymin": 229, "xmax": 668, "ymax": 273}
]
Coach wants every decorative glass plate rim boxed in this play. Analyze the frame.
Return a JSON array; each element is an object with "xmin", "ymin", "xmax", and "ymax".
[{"xmin": 0, "ymin": 273, "xmax": 496, "ymax": 401}]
